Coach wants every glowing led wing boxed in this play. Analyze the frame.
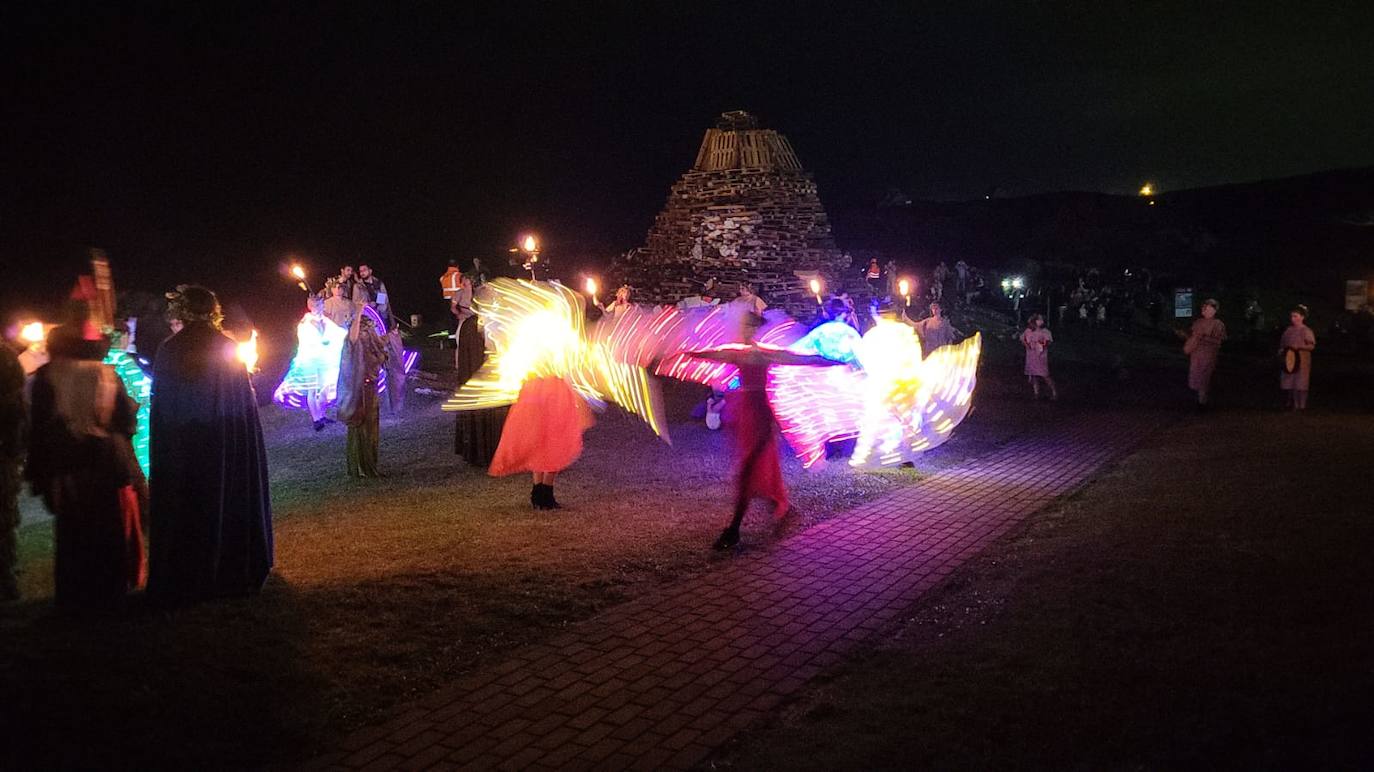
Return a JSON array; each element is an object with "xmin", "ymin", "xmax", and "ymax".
[
  {"xmin": 845, "ymin": 326, "xmax": 982, "ymax": 467},
  {"xmin": 443, "ymin": 279, "xmax": 669, "ymax": 441},
  {"xmin": 766, "ymin": 363, "xmax": 866, "ymax": 468},
  {"xmin": 909, "ymin": 332, "xmax": 981, "ymax": 453},
  {"xmin": 274, "ymin": 311, "xmax": 417, "ymax": 410},
  {"xmin": 104, "ymin": 347, "xmax": 151, "ymax": 477},
  {"xmin": 649, "ymin": 305, "xmax": 803, "ymax": 391}
]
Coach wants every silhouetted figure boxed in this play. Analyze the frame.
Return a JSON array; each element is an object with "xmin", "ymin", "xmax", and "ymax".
[
  {"xmin": 147, "ymin": 286, "xmax": 273, "ymax": 605},
  {"xmin": 28, "ymin": 303, "xmax": 146, "ymax": 610}
]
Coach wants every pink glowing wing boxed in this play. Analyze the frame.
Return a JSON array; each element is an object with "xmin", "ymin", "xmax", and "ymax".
[
  {"xmin": 766, "ymin": 364, "xmax": 867, "ymax": 468},
  {"xmin": 643, "ymin": 305, "xmax": 804, "ymax": 390}
]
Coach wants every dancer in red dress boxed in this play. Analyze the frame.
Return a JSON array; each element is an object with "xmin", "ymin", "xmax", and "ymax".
[
  {"xmin": 692, "ymin": 312, "xmax": 842, "ymax": 550},
  {"xmin": 488, "ymin": 375, "xmax": 594, "ymax": 509}
]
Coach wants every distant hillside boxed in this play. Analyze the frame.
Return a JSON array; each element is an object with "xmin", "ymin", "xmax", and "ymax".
[{"xmin": 832, "ymin": 168, "xmax": 1374, "ymax": 295}]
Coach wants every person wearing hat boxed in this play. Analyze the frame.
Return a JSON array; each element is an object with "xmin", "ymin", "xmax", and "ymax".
[
  {"xmin": 1183, "ymin": 298, "xmax": 1227, "ymax": 408},
  {"xmin": 147, "ymin": 285, "xmax": 273, "ymax": 604},
  {"xmin": 27, "ymin": 296, "xmax": 146, "ymax": 609},
  {"xmin": 1279, "ymin": 304, "xmax": 1316, "ymax": 410}
]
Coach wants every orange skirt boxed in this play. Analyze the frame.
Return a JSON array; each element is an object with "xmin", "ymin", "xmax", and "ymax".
[{"xmin": 489, "ymin": 377, "xmax": 595, "ymax": 476}]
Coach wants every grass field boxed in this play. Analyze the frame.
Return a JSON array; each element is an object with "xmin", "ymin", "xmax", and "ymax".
[
  {"xmin": 715, "ymin": 409, "xmax": 1374, "ymax": 769},
  {"xmin": 3, "ymin": 309, "xmax": 1368, "ymax": 767}
]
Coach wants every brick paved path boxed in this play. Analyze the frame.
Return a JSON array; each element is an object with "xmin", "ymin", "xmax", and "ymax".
[{"xmin": 314, "ymin": 411, "xmax": 1159, "ymax": 771}]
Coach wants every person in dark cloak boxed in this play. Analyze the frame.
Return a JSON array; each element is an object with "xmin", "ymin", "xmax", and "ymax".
[
  {"xmin": 146, "ymin": 286, "xmax": 273, "ymax": 604},
  {"xmin": 27, "ymin": 301, "xmax": 146, "ymax": 609},
  {"xmin": 452, "ymin": 281, "xmax": 508, "ymax": 467},
  {"xmin": 1, "ymin": 336, "xmax": 25, "ymax": 602},
  {"xmin": 337, "ymin": 292, "xmax": 388, "ymax": 477}
]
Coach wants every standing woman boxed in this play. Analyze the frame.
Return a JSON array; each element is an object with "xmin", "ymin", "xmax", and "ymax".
[
  {"xmin": 453, "ymin": 277, "xmax": 508, "ymax": 467},
  {"xmin": 276, "ymin": 294, "xmax": 347, "ymax": 431},
  {"xmin": 1021, "ymin": 313, "xmax": 1058, "ymax": 400},
  {"xmin": 599, "ymin": 285, "xmax": 633, "ymax": 319},
  {"xmin": 451, "ymin": 273, "xmax": 478, "ymax": 373},
  {"xmin": 1184, "ymin": 298, "xmax": 1227, "ymax": 407},
  {"xmin": 337, "ymin": 295, "xmax": 389, "ymax": 477},
  {"xmin": 1279, "ymin": 305, "xmax": 1316, "ymax": 410},
  {"xmin": 488, "ymin": 374, "xmax": 594, "ymax": 510}
]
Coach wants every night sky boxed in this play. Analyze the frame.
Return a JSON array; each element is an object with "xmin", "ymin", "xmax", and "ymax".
[{"xmin": 4, "ymin": 0, "xmax": 1373, "ymax": 319}]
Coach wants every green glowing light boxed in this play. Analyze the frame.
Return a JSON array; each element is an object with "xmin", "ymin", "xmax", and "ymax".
[{"xmin": 103, "ymin": 348, "xmax": 151, "ymax": 478}]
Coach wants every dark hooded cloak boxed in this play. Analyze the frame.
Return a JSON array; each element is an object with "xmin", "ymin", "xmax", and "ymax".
[{"xmin": 147, "ymin": 322, "xmax": 273, "ymax": 602}]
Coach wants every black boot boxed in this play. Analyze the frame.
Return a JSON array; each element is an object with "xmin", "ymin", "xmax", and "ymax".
[
  {"xmin": 712, "ymin": 526, "xmax": 741, "ymax": 551},
  {"xmin": 542, "ymin": 485, "xmax": 562, "ymax": 510},
  {"xmin": 530, "ymin": 484, "xmax": 542, "ymax": 509}
]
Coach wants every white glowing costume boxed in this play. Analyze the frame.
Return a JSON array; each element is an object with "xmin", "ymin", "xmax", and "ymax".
[{"xmin": 274, "ymin": 313, "xmax": 348, "ymax": 417}]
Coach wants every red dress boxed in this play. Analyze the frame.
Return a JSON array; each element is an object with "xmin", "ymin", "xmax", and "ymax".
[
  {"xmin": 489, "ymin": 377, "xmax": 595, "ymax": 476},
  {"xmin": 727, "ymin": 357, "xmax": 789, "ymax": 513}
]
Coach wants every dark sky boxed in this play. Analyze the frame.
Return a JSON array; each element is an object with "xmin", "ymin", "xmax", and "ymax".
[{"xmin": 4, "ymin": 0, "xmax": 1373, "ymax": 317}]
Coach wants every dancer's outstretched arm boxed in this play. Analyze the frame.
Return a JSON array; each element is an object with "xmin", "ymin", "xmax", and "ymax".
[{"xmin": 761, "ymin": 350, "xmax": 843, "ymax": 367}]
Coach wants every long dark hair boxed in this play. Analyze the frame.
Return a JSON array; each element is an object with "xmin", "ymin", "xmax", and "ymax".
[{"xmin": 1025, "ymin": 313, "xmax": 1044, "ymax": 330}]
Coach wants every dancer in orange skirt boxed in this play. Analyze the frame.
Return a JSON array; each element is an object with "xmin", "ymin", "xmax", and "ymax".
[
  {"xmin": 692, "ymin": 312, "xmax": 842, "ymax": 550},
  {"xmin": 489, "ymin": 375, "xmax": 594, "ymax": 509}
]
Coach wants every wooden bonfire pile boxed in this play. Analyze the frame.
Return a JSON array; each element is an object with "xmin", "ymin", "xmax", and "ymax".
[{"xmin": 615, "ymin": 111, "xmax": 855, "ymax": 316}]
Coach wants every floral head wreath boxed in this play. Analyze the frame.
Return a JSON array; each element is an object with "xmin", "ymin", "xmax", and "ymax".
[{"xmin": 165, "ymin": 284, "xmax": 224, "ymax": 329}]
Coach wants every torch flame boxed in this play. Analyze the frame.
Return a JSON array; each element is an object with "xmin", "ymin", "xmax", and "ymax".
[
  {"xmin": 898, "ymin": 278, "xmax": 910, "ymax": 297},
  {"xmin": 290, "ymin": 264, "xmax": 305, "ymax": 281},
  {"xmin": 809, "ymin": 278, "xmax": 822, "ymax": 295},
  {"xmin": 585, "ymin": 277, "xmax": 598, "ymax": 296},
  {"xmin": 20, "ymin": 322, "xmax": 46, "ymax": 345},
  {"xmin": 237, "ymin": 330, "xmax": 260, "ymax": 373},
  {"xmin": 522, "ymin": 235, "xmax": 538, "ymax": 253}
]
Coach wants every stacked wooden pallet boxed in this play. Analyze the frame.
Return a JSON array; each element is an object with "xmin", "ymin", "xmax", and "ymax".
[{"xmin": 616, "ymin": 112, "xmax": 860, "ymax": 316}]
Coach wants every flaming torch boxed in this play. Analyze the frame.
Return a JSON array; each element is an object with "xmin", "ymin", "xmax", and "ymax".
[
  {"xmin": 290, "ymin": 264, "xmax": 309, "ymax": 292},
  {"xmin": 237, "ymin": 329, "xmax": 260, "ymax": 373},
  {"xmin": 809, "ymin": 277, "xmax": 824, "ymax": 306},
  {"xmin": 585, "ymin": 277, "xmax": 599, "ymax": 306},
  {"xmin": 20, "ymin": 322, "xmax": 46, "ymax": 347},
  {"xmin": 898, "ymin": 278, "xmax": 912, "ymax": 307}
]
